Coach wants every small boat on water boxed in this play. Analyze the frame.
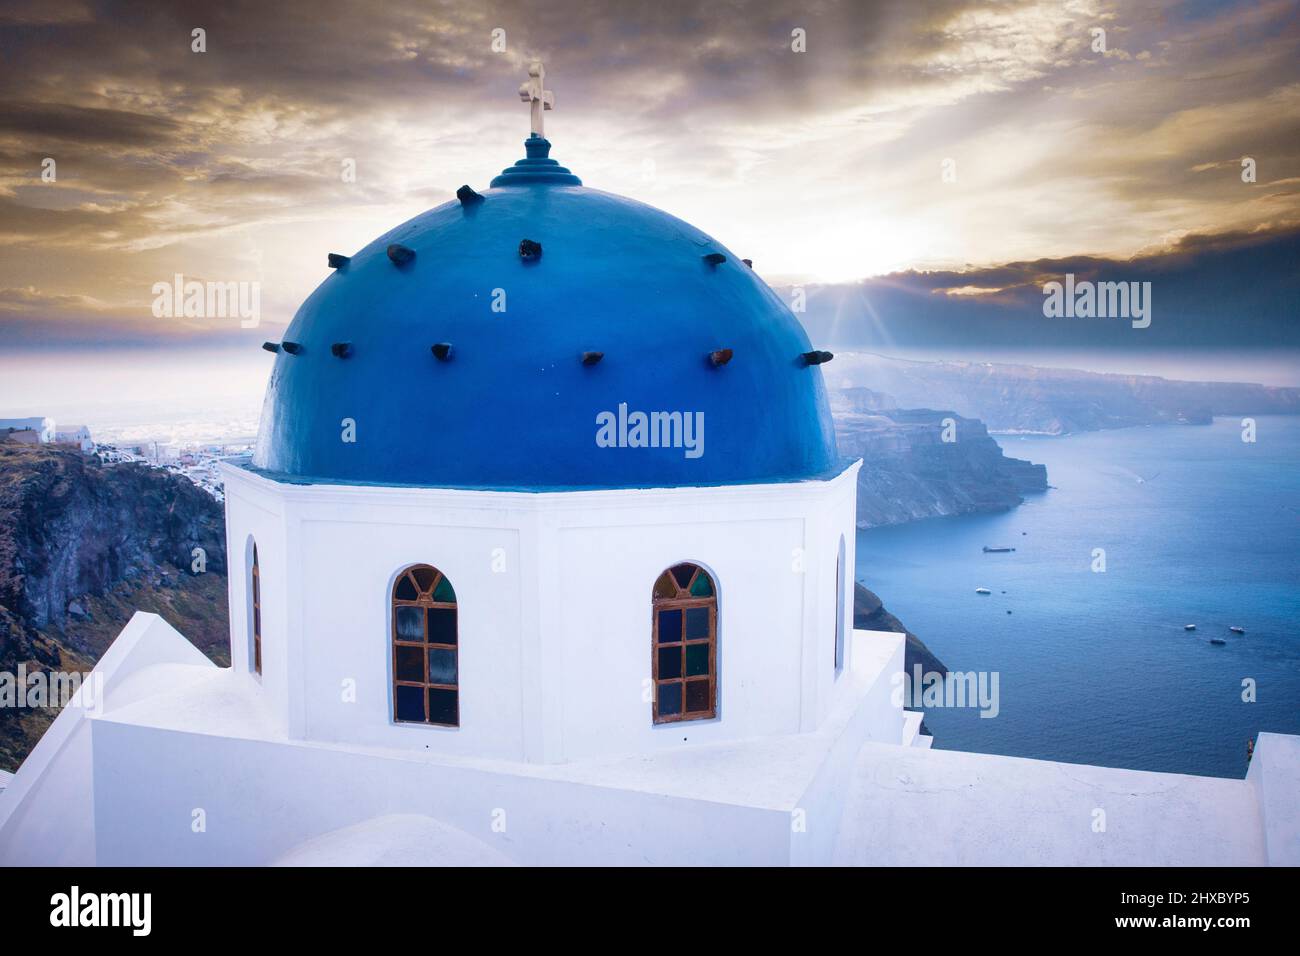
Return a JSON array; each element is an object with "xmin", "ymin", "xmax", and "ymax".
[
  {"xmin": 1184, "ymin": 624, "xmax": 1196, "ymax": 631},
  {"xmin": 1230, "ymin": 626, "xmax": 1246, "ymax": 634},
  {"xmin": 982, "ymin": 546, "xmax": 1016, "ymax": 553},
  {"xmin": 975, "ymin": 587, "xmax": 992, "ymax": 595},
  {"xmin": 1209, "ymin": 638, "xmax": 1227, "ymax": 645}
]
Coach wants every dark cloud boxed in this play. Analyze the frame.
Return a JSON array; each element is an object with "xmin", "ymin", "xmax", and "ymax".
[
  {"xmin": 0, "ymin": 102, "xmax": 183, "ymax": 146},
  {"xmin": 0, "ymin": 0, "xmax": 1296, "ymax": 352},
  {"xmin": 793, "ymin": 224, "xmax": 1300, "ymax": 352}
]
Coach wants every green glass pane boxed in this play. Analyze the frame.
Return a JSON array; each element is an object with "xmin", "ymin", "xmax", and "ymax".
[
  {"xmin": 433, "ymin": 574, "xmax": 456, "ymax": 603},
  {"xmin": 686, "ymin": 643, "xmax": 710, "ymax": 677},
  {"xmin": 689, "ymin": 572, "xmax": 714, "ymax": 597},
  {"xmin": 654, "ymin": 572, "xmax": 677, "ymax": 599}
]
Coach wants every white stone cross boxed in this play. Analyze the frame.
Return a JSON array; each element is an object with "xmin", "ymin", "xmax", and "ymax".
[{"xmin": 518, "ymin": 61, "xmax": 554, "ymax": 138}]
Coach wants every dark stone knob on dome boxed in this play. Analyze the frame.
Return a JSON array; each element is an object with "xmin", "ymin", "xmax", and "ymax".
[
  {"xmin": 742, "ymin": 258, "xmax": 753, "ymax": 268},
  {"xmin": 581, "ymin": 351, "xmax": 604, "ymax": 366},
  {"xmin": 456, "ymin": 185, "xmax": 484, "ymax": 207},
  {"xmin": 387, "ymin": 243, "xmax": 416, "ymax": 267},
  {"xmin": 281, "ymin": 341, "xmax": 303, "ymax": 355},
  {"xmin": 327, "ymin": 253, "xmax": 351, "ymax": 269},
  {"xmin": 262, "ymin": 342, "xmax": 281, "ymax": 353},
  {"xmin": 331, "ymin": 342, "xmax": 353, "ymax": 358},
  {"xmin": 431, "ymin": 343, "xmax": 453, "ymax": 361},
  {"xmin": 708, "ymin": 348, "xmax": 734, "ymax": 367},
  {"xmin": 800, "ymin": 350, "xmax": 834, "ymax": 366},
  {"xmin": 519, "ymin": 239, "xmax": 543, "ymax": 260},
  {"xmin": 702, "ymin": 253, "xmax": 727, "ymax": 266}
]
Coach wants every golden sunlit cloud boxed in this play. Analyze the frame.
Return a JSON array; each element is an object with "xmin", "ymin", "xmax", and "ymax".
[{"xmin": 0, "ymin": 0, "xmax": 1296, "ymax": 347}]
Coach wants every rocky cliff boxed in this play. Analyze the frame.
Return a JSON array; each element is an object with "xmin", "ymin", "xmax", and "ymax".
[
  {"xmin": 833, "ymin": 352, "xmax": 1300, "ymax": 434},
  {"xmin": 832, "ymin": 389, "xmax": 1048, "ymax": 528},
  {"xmin": 853, "ymin": 581, "xmax": 945, "ymax": 676},
  {"xmin": 0, "ymin": 444, "xmax": 229, "ymax": 769}
]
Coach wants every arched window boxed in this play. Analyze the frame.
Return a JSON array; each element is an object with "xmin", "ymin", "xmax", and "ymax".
[
  {"xmin": 250, "ymin": 543, "xmax": 262, "ymax": 676},
  {"xmin": 652, "ymin": 563, "xmax": 717, "ymax": 723},
  {"xmin": 392, "ymin": 565, "xmax": 459, "ymax": 727},
  {"xmin": 834, "ymin": 536, "xmax": 846, "ymax": 674}
]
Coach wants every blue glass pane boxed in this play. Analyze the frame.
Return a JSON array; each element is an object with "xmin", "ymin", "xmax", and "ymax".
[
  {"xmin": 395, "ymin": 605, "xmax": 423, "ymax": 642},
  {"xmin": 670, "ymin": 564, "xmax": 695, "ymax": 588},
  {"xmin": 427, "ymin": 607, "xmax": 457, "ymax": 645},
  {"xmin": 427, "ymin": 688, "xmax": 458, "ymax": 725},
  {"xmin": 396, "ymin": 645, "xmax": 423, "ymax": 682},
  {"xmin": 395, "ymin": 684, "xmax": 424, "ymax": 722},
  {"xmin": 658, "ymin": 645, "xmax": 682, "ymax": 680},
  {"xmin": 657, "ymin": 681, "xmax": 682, "ymax": 716},
  {"xmin": 686, "ymin": 643, "xmax": 710, "ymax": 677},
  {"xmin": 684, "ymin": 607, "xmax": 709, "ymax": 640},
  {"xmin": 657, "ymin": 608, "xmax": 682, "ymax": 643},
  {"xmin": 428, "ymin": 648, "xmax": 458, "ymax": 686}
]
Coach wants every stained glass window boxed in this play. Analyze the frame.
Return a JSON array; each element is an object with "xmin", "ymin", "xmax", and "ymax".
[
  {"xmin": 652, "ymin": 562, "xmax": 717, "ymax": 724},
  {"xmin": 392, "ymin": 564, "xmax": 459, "ymax": 727}
]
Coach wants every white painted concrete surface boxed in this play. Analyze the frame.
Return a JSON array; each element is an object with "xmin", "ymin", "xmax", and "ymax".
[{"xmin": 1, "ymin": 617, "xmax": 1293, "ymax": 866}]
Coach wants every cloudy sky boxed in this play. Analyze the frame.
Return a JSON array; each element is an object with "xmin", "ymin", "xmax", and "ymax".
[{"xmin": 0, "ymin": 0, "xmax": 1296, "ymax": 357}]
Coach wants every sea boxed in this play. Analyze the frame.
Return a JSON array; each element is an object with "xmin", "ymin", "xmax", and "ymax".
[{"xmin": 856, "ymin": 415, "xmax": 1300, "ymax": 778}]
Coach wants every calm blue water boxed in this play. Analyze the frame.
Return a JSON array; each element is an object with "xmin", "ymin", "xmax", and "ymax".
[{"xmin": 856, "ymin": 416, "xmax": 1300, "ymax": 778}]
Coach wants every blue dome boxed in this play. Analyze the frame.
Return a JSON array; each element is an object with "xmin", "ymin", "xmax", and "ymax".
[{"xmin": 252, "ymin": 138, "xmax": 839, "ymax": 490}]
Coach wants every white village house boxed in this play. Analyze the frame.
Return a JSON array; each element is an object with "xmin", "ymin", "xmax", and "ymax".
[
  {"xmin": 1, "ymin": 71, "xmax": 1296, "ymax": 866},
  {"xmin": 54, "ymin": 424, "xmax": 94, "ymax": 453},
  {"xmin": 0, "ymin": 417, "xmax": 55, "ymax": 444}
]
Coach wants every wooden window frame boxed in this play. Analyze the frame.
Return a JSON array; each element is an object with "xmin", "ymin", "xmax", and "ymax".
[
  {"xmin": 391, "ymin": 565, "xmax": 460, "ymax": 728},
  {"xmin": 251, "ymin": 543, "xmax": 262, "ymax": 676},
  {"xmin": 652, "ymin": 563, "xmax": 717, "ymax": 724}
]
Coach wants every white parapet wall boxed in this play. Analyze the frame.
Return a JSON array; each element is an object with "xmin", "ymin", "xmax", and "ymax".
[
  {"xmin": 1247, "ymin": 732, "xmax": 1300, "ymax": 865},
  {"xmin": 2, "ymin": 613, "xmax": 1296, "ymax": 867},
  {"xmin": 0, "ymin": 613, "xmax": 216, "ymax": 866}
]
